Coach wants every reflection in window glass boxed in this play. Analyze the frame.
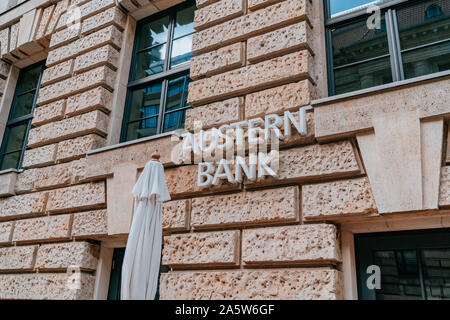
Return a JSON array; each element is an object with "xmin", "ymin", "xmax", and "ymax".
[
  {"xmin": 329, "ymin": 0, "xmax": 384, "ymax": 17},
  {"xmin": 134, "ymin": 45, "xmax": 166, "ymax": 79},
  {"xmin": 422, "ymin": 249, "xmax": 450, "ymax": 299},
  {"xmin": 138, "ymin": 16, "xmax": 170, "ymax": 50},
  {"xmin": 170, "ymin": 35, "xmax": 194, "ymax": 69},
  {"xmin": 163, "ymin": 74, "xmax": 191, "ymax": 133},
  {"xmin": 173, "ymin": 5, "xmax": 195, "ymax": 38}
]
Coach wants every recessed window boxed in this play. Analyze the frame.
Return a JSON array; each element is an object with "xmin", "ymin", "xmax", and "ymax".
[
  {"xmin": 355, "ymin": 228, "xmax": 450, "ymax": 300},
  {"xmin": 325, "ymin": 0, "xmax": 450, "ymax": 96},
  {"xmin": 121, "ymin": 1, "xmax": 195, "ymax": 142},
  {"xmin": 0, "ymin": 61, "xmax": 45, "ymax": 170}
]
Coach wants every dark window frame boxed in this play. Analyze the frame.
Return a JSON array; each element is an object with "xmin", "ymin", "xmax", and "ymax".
[
  {"xmin": 0, "ymin": 61, "xmax": 45, "ymax": 170},
  {"xmin": 324, "ymin": 0, "xmax": 450, "ymax": 96},
  {"xmin": 121, "ymin": 0, "xmax": 195, "ymax": 142}
]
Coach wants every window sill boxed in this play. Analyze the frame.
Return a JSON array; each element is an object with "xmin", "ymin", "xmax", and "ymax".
[{"xmin": 312, "ymin": 70, "xmax": 450, "ymax": 107}]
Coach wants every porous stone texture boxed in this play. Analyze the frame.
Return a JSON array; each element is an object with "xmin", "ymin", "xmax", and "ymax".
[
  {"xmin": 160, "ymin": 268, "xmax": 342, "ymax": 299},
  {"xmin": 0, "ymin": 58, "xmax": 10, "ymax": 78},
  {"xmin": 22, "ymin": 144, "xmax": 57, "ymax": 168},
  {"xmin": 36, "ymin": 242, "xmax": 99, "ymax": 270},
  {"xmin": 37, "ymin": 66, "xmax": 116, "ymax": 105},
  {"xmin": 190, "ymin": 42, "xmax": 244, "ymax": 80},
  {"xmin": 0, "ymin": 222, "xmax": 13, "ymax": 244},
  {"xmin": 45, "ymin": 0, "xmax": 69, "ymax": 36},
  {"xmin": 72, "ymin": 209, "xmax": 108, "ymax": 238},
  {"xmin": 196, "ymin": 0, "xmax": 220, "ymax": 9},
  {"xmin": 41, "ymin": 60, "xmax": 74, "ymax": 87},
  {"xmin": 191, "ymin": 186, "xmax": 299, "ymax": 228},
  {"xmin": 245, "ymin": 80, "xmax": 315, "ymax": 118},
  {"xmin": 242, "ymin": 224, "xmax": 341, "ymax": 265},
  {"xmin": 12, "ymin": 215, "xmax": 72, "ymax": 243},
  {"xmin": 0, "ymin": 273, "xmax": 95, "ymax": 299},
  {"xmin": 47, "ymin": 182, "xmax": 106, "ymax": 213},
  {"xmin": 49, "ymin": 27, "xmax": 80, "ymax": 48},
  {"xmin": 27, "ymin": 110, "xmax": 109, "ymax": 147},
  {"xmin": 194, "ymin": 0, "xmax": 245, "ymax": 31},
  {"xmin": 247, "ymin": 21, "xmax": 312, "ymax": 63},
  {"xmin": 47, "ymin": 25, "xmax": 122, "ymax": 66},
  {"xmin": 163, "ymin": 231, "xmax": 239, "ymax": 267},
  {"xmin": 192, "ymin": 0, "xmax": 311, "ymax": 54},
  {"xmin": 57, "ymin": 0, "xmax": 116, "ymax": 31},
  {"xmin": 66, "ymin": 86, "xmax": 113, "ymax": 117},
  {"xmin": 185, "ymin": 97, "xmax": 243, "ymax": 131},
  {"xmin": 74, "ymin": 45, "xmax": 120, "ymax": 73},
  {"xmin": 0, "ymin": 192, "xmax": 47, "ymax": 219},
  {"xmin": 248, "ymin": 0, "xmax": 281, "ymax": 10},
  {"xmin": 188, "ymin": 50, "xmax": 313, "ymax": 106},
  {"xmin": 439, "ymin": 166, "xmax": 450, "ymax": 207},
  {"xmin": 17, "ymin": 159, "xmax": 87, "ymax": 192},
  {"xmin": 35, "ymin": 5, "xmax": 54, "ymax": 40},
  {"xmin": 56, "ymin": 134, "xmax": 106, "ymax": 162},
  {"xmin": 246, "ymin": 141, "xmax": 361, "ymax": 186},
  {"xmin": 277, "ymin": 110, "xmax": 315, "ymax": 148},
  {"xmin": 162, "ymin": 200, "xmax": 189, "ymax": 232},
  {"xmin": 0, "ymin": 245, "xmax": 37, "ymax": 271},
  {"xmin": 32, "ymin": 100, "xmax": 66, "ymax": 126},
  {"xmin": 302, "ymin": 177, "xmax": 378, "ymax": 219},
  {"xmin": 0, "ymin": 171, "xmax": 16, "ymax": 197},
  {"xmin": 81, "ymin": 6, "xmax": 126, "ymax": 35}
]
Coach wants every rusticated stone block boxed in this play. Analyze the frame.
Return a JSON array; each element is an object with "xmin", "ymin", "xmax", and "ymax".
[
  {"xmin": 56, "ymin": 134, "xmax": 106, "ymax": 162},
  {"xmin": 27, "ymin": 110, "xmax": 109, "ymax": 148},
  {"xmin": 81, "ymin": 6, "xmax": 126, "ymax": 35},
  {"xmin": 163, "ymin": 230, "xmax": 239, "ymax": 267},
  {"xmin": 45, "ymin": 0, "xmax": 69, "ymax": 36},
  {"xmin": 9, "ymin": 23, "xmax": 18, "ymax": 53},
  {"xmin": 191, "ymin": 186, "xmax": 299, "ymax": 228},
  {"xmin": 47, "ymin": 182, "xmax": 106, "ymax": 213},
  {"xmin": 246, "ymin": 141, "xmax": 361, "ymax": 187},
  {"xmin": 188, "ymin": 50, "xmax": 313, "ymax": 106},
  {"xmin": 0, "ymin": 171, "xmax": 16, "ymax": 197},
  {"xmin": 0, "ymin": 273, "xmax": 95, "ymax": 299},
  {"xmin": 185, "ymin": 97, "xmax": 243, "ymax": 131},
  {"xmin": 35, "ymin": 5, "xmax": 54, "ymax": 40},
  {"xmin": 0, "ymin": 245, "xmax": 37, "ymax": 271},
  {"xmin": 66, "ymin": 86, "xmax": 113, "ymax": 117},
  {"xmin": 302, "ymin": 177, "xmax": 378, "ymax": 219},
  {"xmin": 36, "ymin": 242, "xmax": 99, "ymax": 270},
  {"xmin": 0, "ymin": 192, "xmax": 47, "ymax": 219},
  {"xmin": 32, "ymin": 100, "xmax": 66, "ymax": 126},
  {"xmin": 245, "ymin": 80, "xmax": 315, "ymax": 118},
  {"xmin": 0, "ymin": 222, "xmax": 13, "ymax": 244},
  {"xmin": 248, "ymin": 0, "xmax": 282, "ymax": 11},
  {"xmin": 0, "ymin": 29, "xmax": 9, "ymax": 60},
  {"xmin": 242, "ymin": 224, "xmax": 341, "ymax": 265},
  {"xmin": 37, "ymin": 66, "xmax": 116, "ymax": 105},
  {"xmin": 0, "ymin": 60, "xmax": 11, "ymax": 78},
  {"xmin": 47, "ymin": 25, "xmax": 122, "ymax": 66},
  {"xmin": 72, "ymin": 209, "xmax": 108, "ymax": 238},
  {"xmin": 160, "ymin": 268, "xmax": 342, "ymax": 299},
  {"xmin": 57, "ymin": 0, "xmax": 116, "ymax": 31},
  {"xmin": 49, "ymin": 27, "xmax": 80, "ymax": 49},
  {"xmin": 41, "ymin": 60, "xmax": 74, "ymax": 87},
  {"xmin": 74, "ymin": 45, "xmax": 120, "ymax": 73},
  {"xmin": 190, "ymin": 42, "xmax": 244, "ymax": 80},
  {"xmin": 192, "ymin": 0, "xmax": 311, "ymax": 54},
  {"xmin": 194, "ymin": 0, "xmax": 245, "ymax": 31},
  {"xmin": 22, "ymin": 144, "xmax": 57, "ymax": 168},
  {"xmin": 279, "ymin": 110, "xmax": 315, "ymax": 148},
  {"xmin": 196, "ymin": 0, "xmax": 220, "ymax": 9},
  {"xmin": 439, "ymin": 166, "xmax": 450, "ymax": 207},
  {"xmin": 162, "ymin": 200, "xmax": 189, "ymax": 232},
  {"xmin": 12, "ymin": 214, "xmax": 72, "ymax": 242},
  {"xmin": 165, "ymin": 164, "xmax": 241, "ymax": 198},
  {"xmin": 0, "ymin": 78, "xmax": 5, "ymax": 95},
  {"xmin": 247, "ymin": 21, "xmax": 312, "ymax": 63}
]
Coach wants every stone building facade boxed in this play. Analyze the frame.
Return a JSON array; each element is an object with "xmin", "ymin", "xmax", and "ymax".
[{"xmin": 0, "ymin": 0, "xmax": 448, "ymax": 300}]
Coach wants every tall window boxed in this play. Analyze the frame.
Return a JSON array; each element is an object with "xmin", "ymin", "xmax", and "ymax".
[
  {"xmin": 0, "ymin": 62, "xmax": 45, "ymax": 170},
  {"xmin": 325, "ymin": 0, "xmax": 450, "ymax": 95},
  {"xmin": 121, "ymin": 1, "xmax": 195, "ymax": 142}
]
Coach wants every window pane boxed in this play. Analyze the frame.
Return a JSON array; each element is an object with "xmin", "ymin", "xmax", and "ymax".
[
  {"xmin": 11, "ymin": 92, "xmax": 35, "ymax": 119},
  {"xmin": 127, "ymin": 83, "xmax": 162, "ymax": 122},
  {"xmin": 334, "ymin": 56, "xmax": 392, "ymax": 94},
  {"xmin": 163, "ymin": 109, "xmax": 186, "ymax": 133},
  {"xmin": 421, "ymin": 249, "xmax": 450, "ymax": 300},
  {"xmin": 126, "ymin": 118, "xmax": 158, "ymax": 141},
  {"xmin": 134, "ymin": 44, "xmax": 166, "ymax": 79},
  {"xmin": 373, "ymin": 250, "xmax": 422, "ymax": 300},
  {"xmin": 3, "ymin": 122, "xmax": 28, "ymax": 153},
  {"xmin": 173, "ymin": 5, "xmax": 195, "ymax": 39},
  {"xmin": 0, "ymin": 151, "xmax": 21, "ymax": 171},
  {"xmin": 165, "ymin": 74, "xmax": 191, "ymax": 112},
  {"xmin": 402, "ymin": 41, "xmax": 450, "ymax": 79},
  {"xmin": 170, "ymin": 35, "xmax": 193, "ymax": 69},
  {"xmin": 397, "ymin": 0, "xmax": 450, "ymax": 51},
  {"xmin": 138, "ymin": 16, "xmax": 170, "ymax": 50},
  {"xmin": 329, "ymin": 0, "xmax": 388, "ymax": 17},
  {"xmin": 332, "ymin": 17, "xmax": 389, "ymax": 68},
  {"xmin": 18, "ymin": 64, "xmax": 42, "ymax": 93}
]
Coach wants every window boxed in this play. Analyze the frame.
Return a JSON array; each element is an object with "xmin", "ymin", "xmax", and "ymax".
[
  {"xmin": 0, "ymin": 61, "xmax": 45, "ymax": 170},
  {"xmin": 325, "ymin": 0, "xmax": 450, "ymax": 95},
  {"xmin": 121, "ymin": 1, "xmax": 195, "ymax": 142},
  {"xmin": 355, "ymin": 228, "xmax": 450, "ymax": 300}
]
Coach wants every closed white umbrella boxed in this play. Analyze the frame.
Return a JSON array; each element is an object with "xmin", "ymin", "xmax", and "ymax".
[{"xmin": 121, "ymin": 151, "xmax": 170, "ymax": 300}]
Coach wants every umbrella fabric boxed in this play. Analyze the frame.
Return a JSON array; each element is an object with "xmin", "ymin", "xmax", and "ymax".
[{"xmin": 121, "ymin": 160, "xmax": 170, "ymax": 300}]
